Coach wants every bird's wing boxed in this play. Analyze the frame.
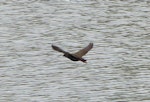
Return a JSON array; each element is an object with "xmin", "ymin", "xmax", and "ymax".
[
  {"xmin": 73, "ymin": 43, "xmax": 93, "ymax": 58},
  {"xmin": 52, "ymin": 45, "xmax": 67, "ymax": 54}
]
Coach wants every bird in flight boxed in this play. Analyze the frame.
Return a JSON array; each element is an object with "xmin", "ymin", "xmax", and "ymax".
[{"xmin": 52, "ymin": 43, "xmax": 93, "ymax": 63}]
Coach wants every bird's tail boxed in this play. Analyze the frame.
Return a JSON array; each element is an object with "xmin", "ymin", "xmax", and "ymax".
[{"xmin": 80, "ymin": 58, "xmax": 87, "ymax": 63}]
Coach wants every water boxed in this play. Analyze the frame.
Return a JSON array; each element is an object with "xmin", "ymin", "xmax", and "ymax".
[{"xmin": 0, "ymin": 0, "xmax": 150, "ymax": 102}]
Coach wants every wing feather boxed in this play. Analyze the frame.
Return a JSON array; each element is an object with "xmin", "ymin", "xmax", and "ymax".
[
  {"xmin": 73, "ymin": 43, "xmax": 93, "ymax": 58},
  {"xmin": 52, "ymin": 45, "xmax": 67, "ymax": 54}
]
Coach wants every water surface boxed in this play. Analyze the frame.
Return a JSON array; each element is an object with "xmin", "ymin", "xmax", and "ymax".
[{"xmin": 0, "ymin": 0, "xmax": 150, "ymax": 102}]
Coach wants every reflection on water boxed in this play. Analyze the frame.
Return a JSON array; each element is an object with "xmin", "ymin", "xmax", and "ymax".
[{"xmin": 0, "ymin": 0, "xmax": 150, "ymax": 102}]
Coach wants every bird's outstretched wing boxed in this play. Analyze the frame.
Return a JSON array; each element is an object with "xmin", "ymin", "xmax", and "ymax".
[
  {"xmin": 73, "ymin": 43, "xmax": 93, "ymax": 58},
  {"xmin": 52, "ymin": 45, "xmax": 67, "ymax": 54}
]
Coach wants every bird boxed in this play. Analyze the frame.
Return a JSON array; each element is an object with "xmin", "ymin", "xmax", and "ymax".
[{"xmin": 52, "ymin": 43, "xmax": 93, "ymax": 63}]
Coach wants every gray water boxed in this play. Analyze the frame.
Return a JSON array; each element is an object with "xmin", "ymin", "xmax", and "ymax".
[{"xmin": 0, "ymin": 0, "xmax": 150, "ymax": 102}]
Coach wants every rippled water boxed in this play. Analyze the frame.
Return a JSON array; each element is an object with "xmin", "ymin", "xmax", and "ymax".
[{"xmin": 0, "ymin": 0, "xmax": 150, "ymax": 102}]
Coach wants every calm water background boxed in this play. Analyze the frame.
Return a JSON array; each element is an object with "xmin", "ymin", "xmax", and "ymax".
[{"xmin": 0, "ymin": 0, "xmax": 150, "ymax": 102}]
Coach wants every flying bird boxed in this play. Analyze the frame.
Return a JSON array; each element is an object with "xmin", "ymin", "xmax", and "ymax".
[{"xmin": 52, "ymin": 43, "xmax": 93, "ymax": 63}]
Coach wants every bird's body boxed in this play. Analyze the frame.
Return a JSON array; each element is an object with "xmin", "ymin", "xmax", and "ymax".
[
  {"xmin": 52, "ymin": 43, "xmax": 93, "ymax": 63},
  {"xmin": 63, "ymin": 52, "xmax": 87, "ymax": 62},
  {"xmin": 63, "ymin": 52, "xmax": 79, "ymax": 61}
]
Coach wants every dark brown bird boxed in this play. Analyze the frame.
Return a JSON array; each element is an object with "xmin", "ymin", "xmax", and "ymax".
[{"xmin": 52, "ymin": 43, "xmax": 93, "ymax": 63}]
